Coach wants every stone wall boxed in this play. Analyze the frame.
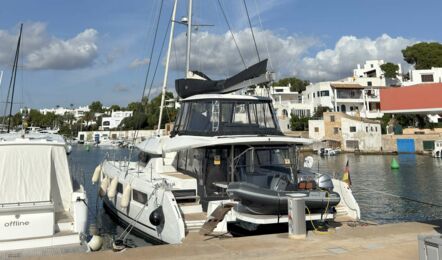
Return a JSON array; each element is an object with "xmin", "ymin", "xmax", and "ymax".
[{"xmin": 381, "ymin": 134, "xmax": 442, "ymax": 153}]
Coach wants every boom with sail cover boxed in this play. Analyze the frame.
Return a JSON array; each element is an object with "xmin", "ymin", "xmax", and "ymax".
[{"xmin": 175, "ymin": 59, "xmax": 270, "ymax": 98}]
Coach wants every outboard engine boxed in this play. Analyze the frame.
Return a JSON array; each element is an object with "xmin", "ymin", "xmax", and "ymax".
[{"xmin": 315, "ymin": 174, "xmax": 334, "ymax": 191}]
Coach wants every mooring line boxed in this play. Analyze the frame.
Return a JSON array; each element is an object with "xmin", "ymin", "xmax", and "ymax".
[{"xmin": 358, "ymin": 186, "xmax": 442, "ymax": 208}]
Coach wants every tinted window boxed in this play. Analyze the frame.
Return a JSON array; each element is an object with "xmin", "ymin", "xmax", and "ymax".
[
  {"xmin": 173, "ymin": 99, "xmax": 281, "ymax": 136},
  {"xmin": 133, "ymin": 189, "xmax": 147, "ymax": 204},
  {"xmin": 117, "ymin": 183, "xmax": 123, "ymax": 194}
]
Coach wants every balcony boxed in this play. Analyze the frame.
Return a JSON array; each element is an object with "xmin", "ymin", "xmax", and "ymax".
[{"xmin": 336, "ymin": 89, "xmax": 363, "ymax": 99}]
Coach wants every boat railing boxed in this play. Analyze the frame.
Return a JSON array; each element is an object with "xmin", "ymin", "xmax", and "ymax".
[{"xmin": 0, "ymin": 200, "xmax": 54, "ymax": 212}]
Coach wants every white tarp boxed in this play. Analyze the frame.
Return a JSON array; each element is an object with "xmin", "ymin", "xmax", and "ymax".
[{"xmin": 0, "ymin": 145, "xmax": 73, "ymax": 212}]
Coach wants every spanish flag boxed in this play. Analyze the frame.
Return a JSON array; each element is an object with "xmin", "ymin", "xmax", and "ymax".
[{"xmin": 342, "ymin": 160, "xmax": 352, "ymax": 186}]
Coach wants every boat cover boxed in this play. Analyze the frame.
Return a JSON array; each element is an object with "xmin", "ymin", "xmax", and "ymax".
[
  {"xmin": 0, "ymin": 144, "xmax": 73, "ymax": 212},
  {"xmin": 175, "ymin": 59, "xmax": 268, "ymax": 98}
]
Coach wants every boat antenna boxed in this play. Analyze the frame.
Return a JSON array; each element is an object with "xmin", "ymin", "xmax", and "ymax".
[
  {"xmin": 157, "ymin": 0, "xmax": 178, "ymax": 134},
  {"xmin": 242, "ymin": 0, "xmax": 260, "ymax": 62},
  {"xmin": 3, "ymin": 23, "xmax": 23, "ymax": 133},
  {"xmin": 185, "ymin": 0, "xmax": 193, "ymax": 78}
]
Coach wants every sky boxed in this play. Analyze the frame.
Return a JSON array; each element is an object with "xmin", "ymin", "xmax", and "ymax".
[{"xmin": 0, "ymin": 0, "xmax": 441, "ymax": 110}]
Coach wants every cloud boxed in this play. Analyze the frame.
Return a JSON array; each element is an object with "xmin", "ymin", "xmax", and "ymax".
[
  {"xmin": 112, "ymin": 83, "xmax": 130, "ymax": 93},
  {"xmin": 170, "ymin": 28, "xmax": 318, "ymax": 77},
  {"xmin": 170, "ymin": 29, "xmax": 415, "ymax": 82},
  {"xmin": 129, "ymin": 58, "xmax": 150, "ymax": 68},
  {"xmin": 0, "ymin": 22, "xmax": 98, "ymax": 70},
  {"xmin": 298, "ymin": 34, "xmax": 416, "ymax": 81}
]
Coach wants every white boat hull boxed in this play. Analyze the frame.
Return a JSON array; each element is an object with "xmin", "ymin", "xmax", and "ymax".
[{"xmin": 101, "ymin": 161, "xmax": 186, "ymax": 244}]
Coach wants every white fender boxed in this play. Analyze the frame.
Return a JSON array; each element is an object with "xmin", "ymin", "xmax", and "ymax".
[
  {"xmin": 99, "ymin": 176, "xmax": 110, "ymax": 197},
  {"xmin": 88, "ymin": 235, "xmax": 103, "ymax": 251},
  {"xmin": 92, "ymin": 165, "xmax": 102, "ymax": 184},
  {"xmin": 120, "ymin": 184, "xmax": 132, "ymax": 208},
  {"xmin": 107, "ymin": 177, "xmax": 119, "ymax": 198}
]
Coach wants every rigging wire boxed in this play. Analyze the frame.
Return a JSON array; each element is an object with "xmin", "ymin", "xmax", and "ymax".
[
  {"xmin": 242, "ymin": 0, "xmax": 260, "ymax": 62},
  {"xmin": 217, "ymin": 0, "xmax": 247, "ymax": 69},
  {"xmin": 145, "ymin": 18, "xmax": 172, "ymax": 102},
  {"xmin": 3, "ymin": 24, "xmax": 23, "ymax": 132},
  {"xmin": 253, "ymin": 0, "xmax": 273, "ymax": 70},
  {"xmin": 140, "ymin": 0, "xmax": 165, "ymax": 100},
  {"xmin": 130, "ymin": 2, "xmax": 174, "ymax": 147}
]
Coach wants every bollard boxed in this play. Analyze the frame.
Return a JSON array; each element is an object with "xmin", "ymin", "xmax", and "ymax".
[{"xmin": 287, "ymin": 193, "xmax": 307, "ymax": 239}]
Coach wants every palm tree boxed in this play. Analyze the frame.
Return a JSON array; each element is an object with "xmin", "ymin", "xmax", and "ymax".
[{"xmin": 82, "ymin": 111, "xmax": 95, "ymax": 129}]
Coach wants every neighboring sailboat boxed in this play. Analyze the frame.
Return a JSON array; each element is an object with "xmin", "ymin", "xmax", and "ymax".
[{"xmin": 99, "ymin": 0, "xmax": 359, "ymax": 244}]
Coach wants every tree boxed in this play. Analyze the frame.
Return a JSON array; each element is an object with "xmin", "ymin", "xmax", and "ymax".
[
  {"xmin": 28, "ymin": 109, "xmax": 44, "ymax": 126},
  {"xmin": 380, "ymin": 62, "xmax": 399, "ymax": 78},
  {"xmin": 119, "ymin": 92, "xmax": 177, "ymax": 130},
  {"xmin": 119, "ymin": 113, "xmax": 149, "ymax": 130},
  {"xmin": 290, "ymin": 114, "xmax": 309, "ymax": 131},
  {"xmin": 89, "ymin": 101, "xmax": 104, "ymax": 113},
  {"xmin": 82, "ymin": 111, "xmax": 95, "ymax": 128},
  {"xmin": 394, "ymin": 114, "xmax": 434, "ymax": 129},
  {"xmin": 109, "ymin": 104, "xmax": 121, "ymax": 111},
  {"xmin": 274, "ymin": 77, "xmax": 310, "ymax": 93},
  {"xmin": 126, "ymin": 102, "xmax": 144, "ymax": 112},
  {"xmin": 402, "ymin": 42, "xmax": 442, "ymax": 69},
  {"xmin": 313, "ymin": 106, "xmax": 330, "ymax": 119}
]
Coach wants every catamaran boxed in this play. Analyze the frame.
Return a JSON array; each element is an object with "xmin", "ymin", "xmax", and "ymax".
[{"xmin": 97, "ymin": 0, "xmax": 359, "ymax": 244}]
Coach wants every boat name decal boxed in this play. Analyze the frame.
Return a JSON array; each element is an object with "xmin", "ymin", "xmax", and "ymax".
[{"xmin": 3, "ymin": 220, "xmax": 30, "ymax": 227}]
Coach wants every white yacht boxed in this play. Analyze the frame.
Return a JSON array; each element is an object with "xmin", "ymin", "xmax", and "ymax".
[
  {"xmin": 97, "ymin": 0, "xmax": 359, "ymax": 244},
  {"xmin": 99, "ymin": 92, "xmax": 360, "ymax": 243},
  {"xmin": 0, "ymin": 132, "xmax": 88, "ymax": 251}
]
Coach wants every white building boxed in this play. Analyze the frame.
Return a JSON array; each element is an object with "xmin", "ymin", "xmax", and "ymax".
[
  {"xmin": 352, "ymin": 60, "xmax": 402, "ymax": 86},
  {"xmin": 403, "ymin": 67, "xmax": 442, "ymax": 86},
  {"xmin": 250, "ymin": 85, "xmax": 310, "ymax": 132},
  {"xmin": 301, "ymin": 81, "xmax": 384, "ymax": 119},
  {"xmin": 101, "ymin": 110, "xmax": 133, "ymax": 130},
  {"xmin": 295, "ymin": 60, "xmax": 403, "ymax": 119},
  {"xmin": 308, "ymin": 112, "xmax": 382, "ymax": 152},
  {"xmin": 252, "ymin": 60, "xmax": 401, "ymax": 131}
]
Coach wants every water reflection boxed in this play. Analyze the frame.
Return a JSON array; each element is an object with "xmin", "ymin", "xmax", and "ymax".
[{"xmin": 304, "ymin": 153, "xmax": 442, "ymax": 224}]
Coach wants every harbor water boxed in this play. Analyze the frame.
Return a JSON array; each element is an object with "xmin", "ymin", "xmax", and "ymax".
[
  {"xmin": 305, "ymin": 153, "xmax": 442, "ymax": 224},
  {"xmin": 68, "ymin": 144, "xmax": 151, "ymax": 248},
  {"xmin": 68, "ymin": 145, "xmax": 442, "ymax": 245}
]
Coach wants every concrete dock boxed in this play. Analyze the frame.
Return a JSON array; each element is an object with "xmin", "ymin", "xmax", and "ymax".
[{"xmin": 28, "ymin": 220, "xmax": 442, "ymax": 260}]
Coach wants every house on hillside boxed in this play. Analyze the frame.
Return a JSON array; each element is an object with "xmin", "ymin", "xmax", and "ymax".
[
  {"xmin": 309, "ymin": 112, "xmax": 382, "ymax": 152},
  {"xmin": 101, "ymin": 110, "xmax": 133, "ymax": 131}
]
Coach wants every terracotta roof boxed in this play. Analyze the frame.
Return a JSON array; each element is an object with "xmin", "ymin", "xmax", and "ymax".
[
  {"xmin": 380, "ymin": 83, "xmax": 442, "ymax": 112},
  {"xmin": 330, "ymin": 83, "xmax": 364, "ymax": 89}
]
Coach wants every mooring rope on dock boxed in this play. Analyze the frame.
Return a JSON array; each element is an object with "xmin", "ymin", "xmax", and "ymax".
[{"xmin": 359, "ymin": 187, "xmax": 442, "ymax": 208}]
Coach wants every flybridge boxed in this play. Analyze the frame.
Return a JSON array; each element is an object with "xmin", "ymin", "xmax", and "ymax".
[{"xmin": 175, "ymin": 59, "xmax": 273, "ymax": 99}]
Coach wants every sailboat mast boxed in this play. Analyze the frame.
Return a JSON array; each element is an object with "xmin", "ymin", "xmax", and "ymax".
[
  {"xmin": 157, "ymin": 0, "xmax": 178, "ymax": 133},
  {"xmin": 5, "ymin": 23, "xmax": 23, "ymax": 133},
  {"xmin": 185, "ymin": 0, "xmax": 192, "ymax": 78}
]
